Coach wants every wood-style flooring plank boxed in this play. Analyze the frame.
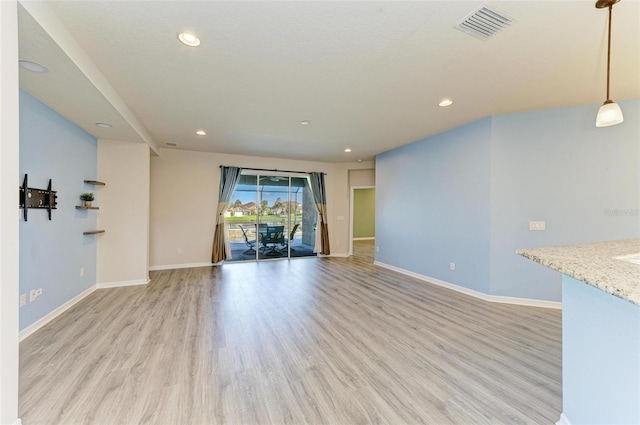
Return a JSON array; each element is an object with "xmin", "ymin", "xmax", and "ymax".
[{"xmin": 19, "ymin": 241, "xmax": 561, "ymax": 424}]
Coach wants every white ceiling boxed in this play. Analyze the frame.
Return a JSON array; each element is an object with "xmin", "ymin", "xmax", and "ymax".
[{"xmin": 17, "ymin": 1, "xmax": 640, "ymax": 163}]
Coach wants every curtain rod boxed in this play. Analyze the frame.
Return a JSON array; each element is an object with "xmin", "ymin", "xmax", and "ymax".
[{"xmin": 220, "ymin": 165, "xmax": 326, "ymax": 175}]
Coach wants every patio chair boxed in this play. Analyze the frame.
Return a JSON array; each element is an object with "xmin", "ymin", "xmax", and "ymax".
[
  {"xmin": 281, "ymin": 223, "xmax": 300, "ymax": 252},
  {"xmin": 239, "ymin": 225, "xmax": 256, "ymax": 254},
  {"xmin": 262, "ymin": 225, "xmax": 285, "ymax": 255}
]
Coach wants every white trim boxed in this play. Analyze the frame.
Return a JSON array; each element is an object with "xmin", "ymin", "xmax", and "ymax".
[
  {"xmin": 373, "ymin": 261, "xmax": 562, "ymax": 309},
  {"xmin": 19, "ymin": 285, "xmax": 97, "ymax": 342},
  {"xmin": 12, "ymin": 419, "xmax": 22, "ymax": 425},
  {"xmin": 349, "ymin": 185, "xmax": 375, "ymax": 257},
  {"xmin": 353, "ymin": 237, "xmax": 375, "ymax": 241},
  {"xmin": 149, "ymin": 262, "xmax": 213, "ymax": 271},
  {"xmin": 96, "ymin": 278, "xmax": 149, "ymax": 289},
  {"xmin": 556, "ymin": 413, "xmax": 572, "ymax": 425},
  {"xmin": 329, "ymin": 253, "xmax": 350, "ymax": 258},
  {"xmin": 484, "ymin": 294, "xmax": 562, "ymax": 309}
]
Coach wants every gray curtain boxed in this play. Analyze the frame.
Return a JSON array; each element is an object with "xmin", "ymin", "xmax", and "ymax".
[
  {"xmin": 309, "ymin": 172, "xmax": 330, "ymax": 255},
  {"xmin": 212, "ymin": 166, "xmax": 242, "ymax": 263}
]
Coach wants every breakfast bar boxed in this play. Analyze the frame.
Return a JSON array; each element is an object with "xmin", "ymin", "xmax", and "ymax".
[{"xmin": 518, "ymin": 239, "xmax": 640, "ymax": 425}]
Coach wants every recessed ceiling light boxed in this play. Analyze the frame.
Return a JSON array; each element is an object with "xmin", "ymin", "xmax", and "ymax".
[
  {"xmin": 178, "ymin": 32, "xmax": 200, "ymax": 47},
  {"xmin": 19, "ymin": 60, "xmax": 48, "ymax": 73},
  {"xmin": 195, "ymin": 130, "xmax": 206, "ymax": 136},
  {"xmin": 95, "ymin": 122, "xmax": 112, "ymax": 128},
  {"xmin": 300, "ymin": 120, "xmax": 310, "ymax": 126},
  {"xmin": 439, "ymin": 98, "xmax": 453, "ymax": 107},
  {"xmin": 357, "ymin": 159, "xmax": 363, "ymax": 163},
  {"xmin": 344, "ymin": 148, "xmax": 352, "ymax": 153}
]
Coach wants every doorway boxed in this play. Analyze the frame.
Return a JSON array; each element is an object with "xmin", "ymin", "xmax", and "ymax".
[
  {"xmin": 349, "ymin": 186, "xmax": 375, "ymax": 256},
  {"xmin": 225, "ymin": 173, "xmax": 317, "ymax": 261}
]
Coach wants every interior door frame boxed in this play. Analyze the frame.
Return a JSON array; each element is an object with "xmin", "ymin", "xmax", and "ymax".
[{"xmin": 349, "ymin": 185, "xmax": 375, "ymax": 256}]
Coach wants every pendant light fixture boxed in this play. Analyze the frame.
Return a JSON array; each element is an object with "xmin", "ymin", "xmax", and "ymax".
[{"xmin": 595, "ymin": 0, "xmax": 624, "ymax": 127}]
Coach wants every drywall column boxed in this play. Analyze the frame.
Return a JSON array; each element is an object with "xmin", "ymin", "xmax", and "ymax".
[
  {"xmin": 97, "ymin": 140, "xmax": 150, "ymax": 287},
  {"xmin": 0, "ymin": 1, "xmax": 20, "ymax": 424}
]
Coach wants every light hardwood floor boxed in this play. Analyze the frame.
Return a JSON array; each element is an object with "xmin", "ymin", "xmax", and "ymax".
[{"xmin": 19, "ymin": 241, "xmax": 562, "ymax": 424}]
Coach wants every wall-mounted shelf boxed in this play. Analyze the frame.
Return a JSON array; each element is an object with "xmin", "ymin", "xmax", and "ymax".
[
  {"xmin": 82, "ymin": 179, "xmax": 105, "ymax": 235},
  {"xmin": 84, "ymin": 180, "xmax": 105, "ymax": 186}
]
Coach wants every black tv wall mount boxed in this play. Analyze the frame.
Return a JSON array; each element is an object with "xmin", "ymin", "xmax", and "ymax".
[{"xmin": 19, "ymin": 174, "xmax": 57, "ymax": 221}]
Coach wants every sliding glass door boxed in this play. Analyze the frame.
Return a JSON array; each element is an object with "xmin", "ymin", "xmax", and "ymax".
[{"xmin": 225, "ymin": 172, "xmax": 317, "ymax": 262}]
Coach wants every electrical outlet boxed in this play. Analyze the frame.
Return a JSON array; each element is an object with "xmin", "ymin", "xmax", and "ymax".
[
  {"xmin": 30, "ymin": 290, "xmax": 36, "ymax": 302},
  {"xmin": 80, "ymin": 267, "xmax": 85, "ymax": 277},
  {"xmin": 529, "ymin": 221, "xmax": 546, "ymax": 231},
  {"xmin": 20, "ymin": 294, "xmax": 26, "ymax": 307},
  {"xmin": 376, "ymin": 246, "xmax": 380, "ymax": 252},
  {"xmin": 177, "ymin": 247, "xmax": 182, "ymax": 255},
  {"xmin": 35, "ymin": 288, "xmax": 42, "ymax": 297},
  {"xmin": 450, "ymin": 262, "xmax": 456, "ymax": 271}
]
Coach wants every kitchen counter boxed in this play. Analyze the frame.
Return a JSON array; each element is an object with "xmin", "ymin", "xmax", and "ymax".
[
  {"xmin": 518, "ymin": 238, "xmax": 640, "ymax": 425},
  {"xmin": 517, "ymin": 238, "xmax": 640, "ymax": 306}
]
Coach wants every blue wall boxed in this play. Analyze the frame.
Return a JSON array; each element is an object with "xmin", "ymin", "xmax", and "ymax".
[
  {"xmin": 376, "ymin": 99, "xmax": 639, "ymax": 302},
  {"xmin": 489, "ymin": 101, "xmax": 640, "ymax": 300},
  {"xmin": 19, "ymin": 90, "xmax": 97, "ymax": 331},
  {"xmin": 376, "ymin": 118, "xmax": 492, "ymax": 293}
]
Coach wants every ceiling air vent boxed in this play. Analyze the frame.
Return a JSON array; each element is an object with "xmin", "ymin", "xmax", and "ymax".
[
  {"xmin": 455, "ymin": 4, "xmax": 514, "ymax": 40},
  {"xmin": 165, "ymin": 141, "xmax": 178, "ymax": 147}
]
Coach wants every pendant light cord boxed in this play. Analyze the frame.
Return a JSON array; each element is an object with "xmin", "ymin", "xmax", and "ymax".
[{"xmin": 606, "ymin": 4, "xmax": 612, "ymax": 101}]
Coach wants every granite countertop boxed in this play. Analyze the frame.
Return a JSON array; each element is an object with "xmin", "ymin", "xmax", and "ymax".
[{"xmin": 517, "ymin": 239, "xmax": 640, "ymax": 306}]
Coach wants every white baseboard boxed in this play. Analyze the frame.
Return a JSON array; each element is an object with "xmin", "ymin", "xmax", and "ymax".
[
  {"xmin": 353, "ymin": 237, "xmax": 375, "ymax": 241},
  {"xmin": 556, "ymin": 413, "xmax": 572, "ymax": 425},
  {"xmin": 373, "ymin": 261, "xmax": 562, "ymax": 309},
  {"xmin": 149, "ymin": 262, "xmax": 213, "ymax": 271},
  {"xmin": 96, "ymin": 278, "xmax": 149, "ymax": 289},
  {"xmin": 486, "ymin": 294, "xmax": 561, "ymax": 309},
  {"xmin": 19, "ymin": 285, "xmax": 96, "ymax": 342},
  {"xmin": 329, "ymin": 253, "xmax": 350, "ymax": 258},
  {"xmin": 12, "ymin": 419, "xmax": 22, "ymax": 425}
]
